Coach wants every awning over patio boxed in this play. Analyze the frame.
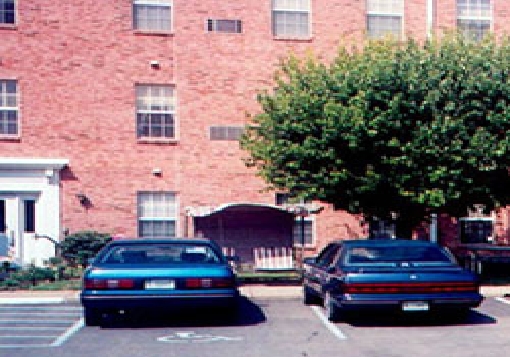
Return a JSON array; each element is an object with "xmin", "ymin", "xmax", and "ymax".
[{"xmin": 185, "ymin": 202, "xmax": 322, "ymax": 217}]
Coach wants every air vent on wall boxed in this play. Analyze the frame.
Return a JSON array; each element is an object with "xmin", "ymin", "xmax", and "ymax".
[{"xmin": 207, "ymin": 19, "xmax": 242, "ymax": 33}]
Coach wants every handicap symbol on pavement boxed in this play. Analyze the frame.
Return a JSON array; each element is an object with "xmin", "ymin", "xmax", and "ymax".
[{"xmin": 157, "ymin": 331, "xmax": 244, "ymax": 343}]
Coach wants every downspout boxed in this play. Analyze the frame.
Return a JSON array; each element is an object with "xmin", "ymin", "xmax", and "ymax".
[
  {"xmin": 427, "ymin": 0, "xmax": 437, "ymax": 243},
  {"xmin": 426, "ymin": 0, "xmax": 435, "ymax": 39}
]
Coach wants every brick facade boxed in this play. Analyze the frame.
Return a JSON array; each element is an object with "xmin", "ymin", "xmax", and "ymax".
[{"xmin": 2, "ymin": 1, "xmax": 510, "ymax": 262}]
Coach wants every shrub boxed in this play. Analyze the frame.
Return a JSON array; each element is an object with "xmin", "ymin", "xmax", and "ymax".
[{"xmin": 59, "ymin": 231, "xmax": 112, "ymax": 267}]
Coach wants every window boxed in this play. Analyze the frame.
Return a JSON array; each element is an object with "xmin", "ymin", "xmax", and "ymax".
[
  {"xmin": 207, "ymin": 19, "xmax": 242, "ymax": 34},
  {"xmin": 459, "ymin": 218, "xmax": 493, "ymax": 244},
  {"xmin": 133, "ymin": 0, "xmax": 172, "ymax": 32},
  {"xmin": 209, "ymin": 126, "xmax": 244, "ymax": 141},
  {"xmin": 457, "ymin": 0, "xmax": 491, "ymax": 41},
  {"xmin": 136, "ymin": 84, "xmax": 175, "ymax": 139},
  {"xmin": 369, "ymin": 218, "xmax": 396, "ymax": 239},
  {"xmin": 272, "ymin": 0, "xmax": 310, "ymax": 38},
  {"xmin": 138, "ymin": 192, "xmax": 177, "ymax": 238},
  {"xmin": 0, "ymin": 0, "xmax": 15, "ymax": 24},
  {"xmin": 293, "ymin": 218, "xmax": 313, "ymax": 246},
  {"xmin": 23, "ymin": 199, "xmax": 35, "ymax": 233},
  {"xmin": 276, "ymin": 194, "xmax": 315, "ymax": 246},
  {"xmin": 0, "ymin": 80, "xmax": 18, "ymax": 136},
  {"xmin": 367, "ymin": 0, "xmax": 404, "ymax": 40}
]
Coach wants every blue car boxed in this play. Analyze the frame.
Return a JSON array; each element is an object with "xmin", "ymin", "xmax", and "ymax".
[
  {"xmin": 80, "ymin": 238, "xmax": 239, "ymax": 326},
  {"xmin": 303, "ymin": 239, "xmax": 483, "ymax": 322}
]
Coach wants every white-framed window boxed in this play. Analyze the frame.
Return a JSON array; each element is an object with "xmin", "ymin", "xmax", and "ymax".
[
  {"xmin": 369, "ymin": 218, "xmax": 396, "ymax": 239},
  {"xmin": 138, "ymin": 192, "xmax": 177, "ymax": 238},
  {"xmin": 0, "ymin": 0, "xmax": 15, "ymax": 24},
  {"xmin": 457, "ymin": 0, "xmax": 491, "ymax": 42},
  {"xmin": 275, "ymin": 194, "xmax": 315, "ymax": 246},
  {"xmin": 366, "ymin": 0, "xmax": 404, "ymax": 40},
  {"xmin": 136, "ymin": 84, "xmax": 175, "ymax": 139},
  {"xmin": 133, "ymin": 0, "xmax": 172, "ymax": 32},
  {"xmin": 293, "ymin": 218, "xmax": 314, "ymax": 246},
  {"xmin": 0, "ymin": 80, "xmax": 18, "ymax": 136},
  {"xmin": 272, "ymin": 0, "xmax": 310, "ymax": 38},
  {"xmin": 459, "ymin": 217, "xmax": 494, "ymax": 244}
]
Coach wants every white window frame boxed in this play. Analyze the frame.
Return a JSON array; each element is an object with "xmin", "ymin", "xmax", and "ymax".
[
  {"xmin": 272, "ymin": 0, "xmax": 311, "ymax": 38},
  {"xmin": 457, "ymin": 0, "xmax": 492, "ymax": 41},
  {"xmin": 293, "ymin": 216, "xmax": 315, "ymax": 247},
  {"xmin": 0, "ymin": 0, "xmax": 15, "ymax": 25},
  {"xmin": 133, "ymin": 0, "xmax": 172, "ymax": 32},
  {"xmin": 459, "ymin": 217, "xmax": 494, "ymax": 244},
  {"xmin": 136, "ymin": 84, "xmax": 176, "ymax": 140},
  {"xmin": 0, "ymin": 79, "xmax": 19, "ymax": 137},
  {"xmin": 138, "ymin": 192, "xmax": 178, "ymax": 238},
  {"xmin": 366, "ymin": 0, "xmax": 404, "ymax": 40}
]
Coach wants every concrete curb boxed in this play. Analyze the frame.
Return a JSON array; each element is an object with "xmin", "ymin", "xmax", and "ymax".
[{"xmin": 0, "ymin": 285, "xmax": 508, "ymax": 304}]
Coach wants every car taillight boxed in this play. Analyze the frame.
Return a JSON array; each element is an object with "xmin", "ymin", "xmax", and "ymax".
[
  {"xmin": 343, "ymin": 281, "xmax": 478, "ymax": 294},
  {"xmin": 84, "ymin": 278, "xmax": 135, "ymax": 290},
  {"xmin": 185, "ymin": 277, "xmax": 234, "ymax": 289}
]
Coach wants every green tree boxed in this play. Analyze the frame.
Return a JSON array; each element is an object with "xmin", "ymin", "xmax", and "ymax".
[
  {"xmin": 59, "ymin": 231, "xmax": 112, "ymax": 266},
  {"xmin": 241, "ymin": 35, "xmax": 510, "ymax": 237}
]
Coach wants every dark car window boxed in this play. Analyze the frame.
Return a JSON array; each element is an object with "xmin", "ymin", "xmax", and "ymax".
[
  {"xmin": 316, "ymin": 244, "xmax": 341, "ymax": 267},
  {"xmin": 344, "ymin": 245, "xmax": 455, "ymax": 266},
  {"xmin": 100, "ymin": 244, "xmax": 221, "ymax": 264}
]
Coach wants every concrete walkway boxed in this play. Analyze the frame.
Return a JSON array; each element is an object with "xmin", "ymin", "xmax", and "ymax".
[{"xmin": 0, "ymin": 284, "xmax": 508, "ymax": 304}]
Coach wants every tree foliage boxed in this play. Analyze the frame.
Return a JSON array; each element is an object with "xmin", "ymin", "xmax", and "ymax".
[{"xmin": 241, "ymin": 35, "xmax": 510, "ymax": 235}]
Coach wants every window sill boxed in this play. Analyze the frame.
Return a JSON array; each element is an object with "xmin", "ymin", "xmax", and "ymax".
[
  {"xmin": 0, "ymin": 135, "xmax": 20, "ymax": 142},
  {"xmin": 0, "ymin": 24, "xmax": 17, "ymax": 30},
  {"xmin": 133, "ymin": 30, "xmax": 174, "ymax": 37},
  {"xmin": 273, "ymin": 36, "xmax": 313, "ymax": 43},
  {"xmin": 137, "ymin": 137, "xmax": 178, "ymax": 145}
]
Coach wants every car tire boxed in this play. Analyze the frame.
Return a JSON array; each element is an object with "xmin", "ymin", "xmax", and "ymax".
[
  {"xmin": 84, "ymin": 307, "xmax": 102, "ymax": 326},
  {"xmin": 324, "ymin": 292, "xmax": 340, "ymax": 322},
  {"xmin": 303, "ymin": 286, "xmax": 319, "ymax": 305}
]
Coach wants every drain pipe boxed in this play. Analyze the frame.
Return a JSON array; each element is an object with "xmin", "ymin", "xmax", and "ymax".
[{"xmin": 426, "ymin": 0, "xmax": 435, "ymax": 39}]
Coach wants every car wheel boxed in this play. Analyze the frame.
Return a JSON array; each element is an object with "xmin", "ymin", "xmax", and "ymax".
[
  {"xmin": 324, "ymin": 292, "xmax": 340, "ymax": 322},
  {"xmin": 303, "ymin": 286, "xmax": 319, "ymax": 305},
  {"xmin": 84, "ymin": 307, "xmax": 102, "ymax": 326}
]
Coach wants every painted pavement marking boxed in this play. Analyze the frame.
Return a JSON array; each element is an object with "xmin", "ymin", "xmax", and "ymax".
[
  {"xmin": 0, "ymin": 304, "xmax": 84, "ymax": 348},
  {"xmin": 310, "ymin": 306, "xmax": 347, "ymax": 340},
  {"xmin": 495, "ymin": 297, "xmax": 510, "ymax": 305},
  {"xmin": 157, "ymin": 331, "xmax": 244, "ymax": 343}
]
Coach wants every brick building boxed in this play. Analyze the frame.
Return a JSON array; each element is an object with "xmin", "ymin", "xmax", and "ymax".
[{"xmin": 1, "ymin": 0, "xmax": 509, "ymax": 267}]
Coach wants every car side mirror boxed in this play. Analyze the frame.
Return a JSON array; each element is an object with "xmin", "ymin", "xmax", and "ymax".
[
  {"xmin": 303, "ymin": 256, "xmax": 317, "ymax": 265},
  {"xmin": 326, "ymin": 265, "xmax": 337, "ymax": 274},
  {"xmin": 87, "ymin": 257, "xmax": 96, "ymax": 265}
]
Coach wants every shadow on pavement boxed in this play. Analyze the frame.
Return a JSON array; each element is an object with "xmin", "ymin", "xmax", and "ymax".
[
  {"xmin": 345, "ymin": 309, "xmax": 497, "ymax": 328},
  {"xmin": 97, "ymin": 296, "xmax": 266, "ymax": 329}
]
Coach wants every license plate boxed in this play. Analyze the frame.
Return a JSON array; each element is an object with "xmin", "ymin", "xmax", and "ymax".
[
  {"xmin": 145, "ymin": 279, "xmax": 175, "ymax": 290},
  {"xmin": 402, "ymin": 301, "xmax": 429, "ymax": 312}
]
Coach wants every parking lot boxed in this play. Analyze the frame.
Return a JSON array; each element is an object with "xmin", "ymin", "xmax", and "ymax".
[{"xmin": 1, "ymin": 296, "xmax": 510, "ymax": 357}]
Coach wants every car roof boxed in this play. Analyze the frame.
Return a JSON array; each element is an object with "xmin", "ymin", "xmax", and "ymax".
[
  {"xmin": 332, "ymin": 239, "xmax": 440, "ymax": 248},
  {"xmin": 107, "ymin": 238, "xmax": 216, "ymax": 246}
]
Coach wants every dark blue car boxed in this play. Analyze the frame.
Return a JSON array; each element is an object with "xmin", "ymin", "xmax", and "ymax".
[
  {"xmin": 303, "ymin": 239, "xmax": 483, "ymax": 321},
  {"xmin": 80, "ymin": 238, "xmax": 239, "ymax": 326}
]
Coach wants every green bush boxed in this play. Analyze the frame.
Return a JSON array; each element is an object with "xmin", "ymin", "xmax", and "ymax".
[{"xmin": 59, "ymin": 231, "xmax": 112, "ymax": 267}]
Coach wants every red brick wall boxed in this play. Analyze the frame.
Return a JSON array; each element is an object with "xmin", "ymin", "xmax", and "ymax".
[{"xmin": 1, "ymin": 1, "xmax": 510, "ymax": 255}]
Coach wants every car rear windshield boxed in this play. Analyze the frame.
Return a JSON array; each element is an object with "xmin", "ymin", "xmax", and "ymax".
[
  {"xmin": 99, "ymin": 244, "xmax": 222, "ymax": 264},
  {"xmin": 344, "ymin": 245, "xmax": 455, "ymax": 266}
]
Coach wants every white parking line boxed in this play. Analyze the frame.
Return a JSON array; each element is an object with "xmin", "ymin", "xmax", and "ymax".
[
  {"xmin": 0, "ymin": 319, "xmax": 76, "ymax": 324},
  {"xmin": 51, "ymin": 318, "xmax": 84, "ymax": 347},
  {"xmin": 310, "ymin": 306, "xmax": 347, "ymax": 340},
  {"xmin": 495, "ymin": 297, "xmax": 510, "ymax": 305}
]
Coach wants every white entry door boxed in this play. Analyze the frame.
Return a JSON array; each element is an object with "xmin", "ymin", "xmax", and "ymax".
[{"xmin": 0, "ymin": 195, "xmax": 38, "ymax": 264}]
